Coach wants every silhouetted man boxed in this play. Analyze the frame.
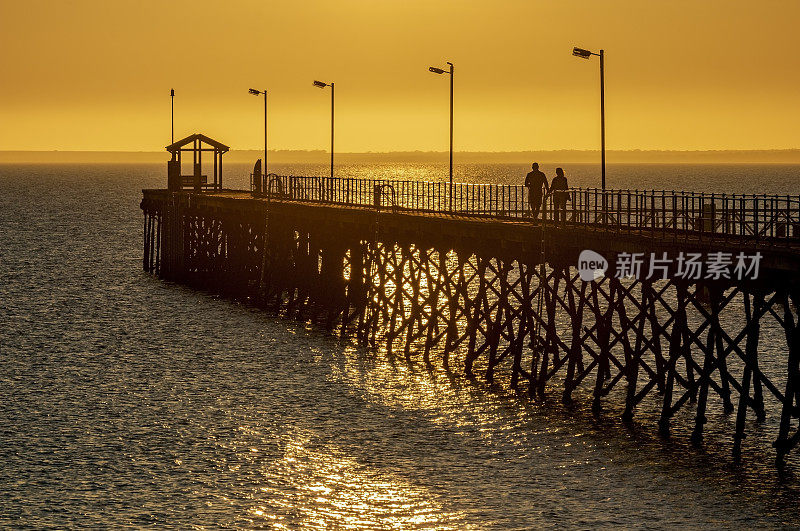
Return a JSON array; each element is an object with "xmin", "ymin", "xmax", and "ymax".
[
  {"xmin": 525, "ymin": 163, "xmax": 549, "ymax": 221},
  {"xmin": 551, "ymin": 167, "xmax": 569, "ymax": 223}
]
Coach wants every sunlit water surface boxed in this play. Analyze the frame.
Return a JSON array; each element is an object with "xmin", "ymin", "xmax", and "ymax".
[{"xmin": 2, "ymin": 163, "xmax": 800, "ymax": 528}]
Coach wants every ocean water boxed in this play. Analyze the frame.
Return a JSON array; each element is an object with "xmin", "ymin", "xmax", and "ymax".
[{"xmin": 2, "ymin": 162, "xmax": 800, "ymax": 528}]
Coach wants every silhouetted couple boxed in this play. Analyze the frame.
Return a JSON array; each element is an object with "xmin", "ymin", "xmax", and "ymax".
[{"xmin": 524, "ymin": 163, "xmax": 569, "ymax": 223}]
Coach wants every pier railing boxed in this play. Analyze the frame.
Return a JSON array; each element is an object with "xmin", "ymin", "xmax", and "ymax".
[{"xmin": 253, "ymin": 174, "xmax": 800, "ymax": 244}]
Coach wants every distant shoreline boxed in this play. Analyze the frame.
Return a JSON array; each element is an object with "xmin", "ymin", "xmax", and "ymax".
[{"xmin": 2, "ymin": 149, "xmax": 800, "ymax": 164}]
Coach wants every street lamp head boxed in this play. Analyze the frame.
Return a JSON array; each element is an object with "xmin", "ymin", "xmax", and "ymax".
[
  {"xmin": 248, "ymin": 88, "xmax": 261, "ymax": 95},
  {"xmin": 429, "ymin": 66, "xmax": 446, "ymax": 74},
  {"xmin": 572, "ymin": 47, "xmax": 593, "ymax": 59},
  {"xmin": 313, "ymin": 80, "xmax": 328, "ymax": 88},
  {"xmin": 170, "ymin": 89, "xmax": 174, "ymax": 97}
]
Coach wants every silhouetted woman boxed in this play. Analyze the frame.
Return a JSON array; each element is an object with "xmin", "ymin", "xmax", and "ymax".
[{"xmin": 551, "ymin": 167, "xmax": 569, "ymax": 223}]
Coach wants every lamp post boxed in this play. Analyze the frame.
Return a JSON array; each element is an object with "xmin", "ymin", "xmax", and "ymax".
[
  {"xmin": 429, "ymin": 61, "xmax": 454, "ymax": 212},
  {"xmin": 313, "ymin": 80, "xmax": 334, "ymax": 184},
  {"xmin": 248, "ymin": 88, "xmax": 268, "ymax": 178},
  {"xmin": 572, "ymin": 47, "xmax": 605, "ymax": 192},
  {"xmin": 170, "ymin": 89, "xmax": 174, "ymax": 143}
]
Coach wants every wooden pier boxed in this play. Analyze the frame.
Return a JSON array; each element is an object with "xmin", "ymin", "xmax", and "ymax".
[{"xmin": 141, "ymin": 176, "xmax": 800, "ymax": 465}]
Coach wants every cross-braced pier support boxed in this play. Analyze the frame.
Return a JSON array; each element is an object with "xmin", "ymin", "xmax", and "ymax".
[{"xmin": 141, "ymin": 189, "xmax": 800, "ymax": 465}]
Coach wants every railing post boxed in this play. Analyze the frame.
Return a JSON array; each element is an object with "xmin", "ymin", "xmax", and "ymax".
[
  {"xmin": 754, "ymin": 196, "xmax": 759, "ymax": 243},
  {"xmin": 786, "ymin": 194, "xmax": 791, "ymax": 245},
  {"xmin": 651, "ymin": 191, "xmax": 656, "ymax": 231}
]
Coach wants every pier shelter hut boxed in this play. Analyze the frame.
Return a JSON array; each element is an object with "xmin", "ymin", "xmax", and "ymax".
[{"xmin": 166, "ymin": 133, "xmax": 229, "ymax": 192}]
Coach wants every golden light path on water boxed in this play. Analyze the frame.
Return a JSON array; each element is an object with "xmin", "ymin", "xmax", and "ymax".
[
  {"xmin": 236, "ymin": 356, "xmax": 486, "ymax": 529},
  {"xmin": 244, "ymin": 431, "xmax": 465, "ymax": 529}
]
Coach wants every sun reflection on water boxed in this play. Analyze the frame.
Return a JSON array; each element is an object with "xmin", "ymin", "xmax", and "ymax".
[{"xmin": 245, "ymin": 433, "xmax": 466, "ymax": 530}]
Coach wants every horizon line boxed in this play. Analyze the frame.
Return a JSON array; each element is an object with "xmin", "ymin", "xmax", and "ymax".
[{"xmin": 4, "ymin": 148, "xmax": 800, "ymax": 154}]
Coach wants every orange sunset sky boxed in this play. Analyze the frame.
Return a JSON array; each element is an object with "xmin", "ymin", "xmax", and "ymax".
[{"xmin": 1, "ymin": 0, "xmax": 798, "ymax": 153}]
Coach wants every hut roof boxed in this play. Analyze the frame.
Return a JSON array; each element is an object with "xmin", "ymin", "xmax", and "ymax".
[{"xmin": 166, "ymin": 133, "xmax": 229, "ymax": 153}]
